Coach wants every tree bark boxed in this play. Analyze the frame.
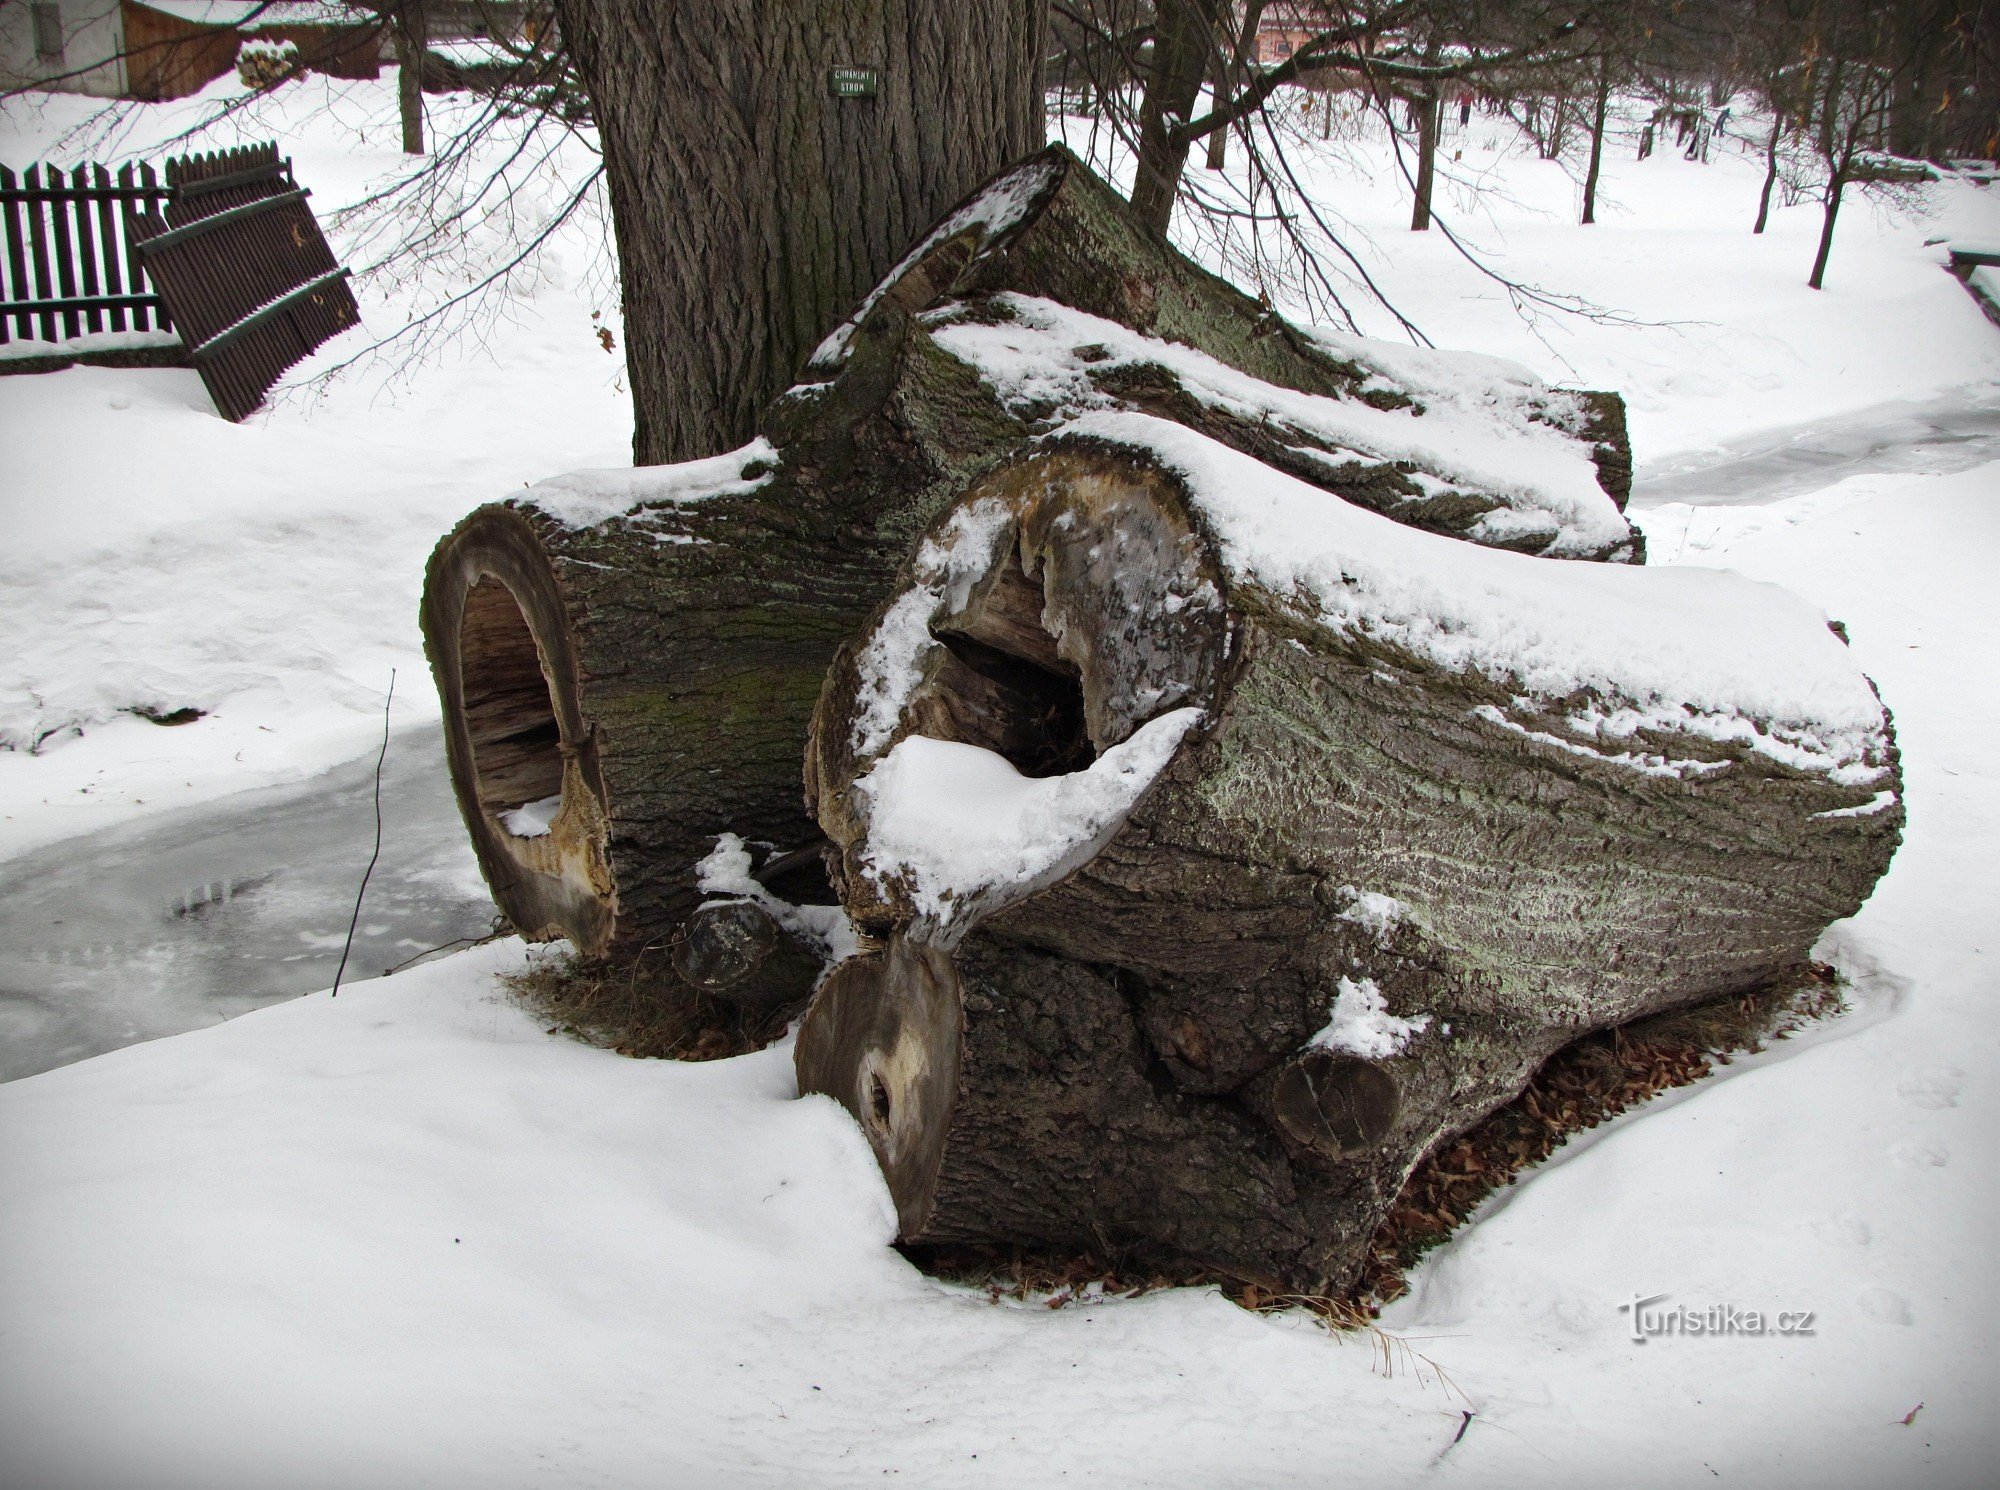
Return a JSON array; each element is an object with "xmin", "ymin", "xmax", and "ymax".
[
  {"xmin": 392, "ymin": 1, "xmax": 428, "ymax": 155},
  {"xmin": 420, "ymin": 213, "xmax": 1034, "ymax": 974},
  {"xmin": 554, "ymin": 0, "xmax": 1047, "ymax": 465},
  {"xmin": 1130, "ymin": 0, "xmax": 1225, "ymax": 235},
  {"xmin": 797, "ymin": 438, "xmax": 1902, "ymax": 1290},
  {"xmin": 1888, "ymin": 1, "xmax": 1946, "ymax": 159},
  {"xmin": 1204, "ymin": 0, "xmax": 1265, "ymax": 173},
  {"xmin": 1581, "ymin": 60, "xmax": 1610, "ymax": 225},
  {"xmin": 1754, "ymin": 117, "xmax": 1782, "ymax": 233},
  {"xmin": 1410, "ymin": 89, "xmax": 1439, "ymax": 231},
  {"xmin": 1809, "ymin": 171, "xmax": 1845, "ymax": 289}
]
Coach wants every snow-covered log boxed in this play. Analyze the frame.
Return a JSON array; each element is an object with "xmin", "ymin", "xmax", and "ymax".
[
  {"xmin": 804, "ymin": 144, "xmax": 1639, "ymax": 561},
  {"xmin": 796, "ymin": 421, "xmax": 1902, "ymax": 1290},
  {"xmin": 422, "ymin": 143, "xmax": 1638, "ymax": 1000},
  {"xmin": 419, "ymin": 328, "xmax": 1022, "ymax": 984}
]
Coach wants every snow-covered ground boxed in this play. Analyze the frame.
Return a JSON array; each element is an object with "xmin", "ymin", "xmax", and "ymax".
[
  {"xmin": 2, "ymin": 73, "xmax": 1996, "ymax": 1489},
  {"xmin": 0, "ymin": 78, "xmax": 631, "ymax": 856}
]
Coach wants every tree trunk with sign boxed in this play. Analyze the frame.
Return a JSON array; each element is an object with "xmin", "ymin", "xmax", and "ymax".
[{"xmin": 553, "ymin": 0, "xmax": 1048, "ymax": 464}]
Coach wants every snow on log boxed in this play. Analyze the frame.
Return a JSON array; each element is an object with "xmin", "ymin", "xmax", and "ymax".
[
  {"xmin": 796, "ymin": 419, "xmax": 1901, "ymax": 1290},
  {"xmin": 419, "ymin": 321, "xmax": 1024, "ymax": 988},
  {"xmin": 807, "ymin": 143, "xmax": 1639, "ymax": 561},
  {"xmin": 422, "ymin": 142, "xmax": 1637, "ymax": 1002}
]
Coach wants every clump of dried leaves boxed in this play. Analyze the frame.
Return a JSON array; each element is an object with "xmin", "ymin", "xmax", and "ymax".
[{"xmin": 501, "ymin": 948, "xmax": 789, "ymax": 1063}]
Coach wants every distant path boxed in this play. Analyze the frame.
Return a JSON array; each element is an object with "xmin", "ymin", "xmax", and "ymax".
[
  {"xmin": 0, "ymin": 725, "xmax": 496, "ymax": 1083},
  {"xmin": 1632, "ymin": 389, "xmax": 2000, "ymax": 508}
]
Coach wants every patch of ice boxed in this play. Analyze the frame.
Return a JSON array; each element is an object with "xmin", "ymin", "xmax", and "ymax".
[
  {"xmin": 499, "ymin": 793, "xmax": 562, "ymax": 838},
  {"xmin": 528, "ymin": 437, "xmax": 778, "ymax": 529},
  {"xmin": 855, "ymin": 708, "xmax": 1204, "ymax": 924},
  {"xmin": 1306, "ymin": 975, "xmax": 1431, "ymax": 1059}
]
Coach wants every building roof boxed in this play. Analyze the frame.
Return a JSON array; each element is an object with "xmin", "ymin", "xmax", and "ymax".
[{"xmin": 128, "ymin": 1, "xmax": 367, "ymax": 30}]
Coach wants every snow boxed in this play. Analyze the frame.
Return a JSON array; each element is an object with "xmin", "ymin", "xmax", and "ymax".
[
  {"xmin": 0, "ymin": 76, "xmax": 630, "ymax": 857},
  {"xmin": 0, "ymin": 327, "xmax": 183, "ymax": 361},
  {"xmin": 1053, "ymin": 409, "xmax": 1893, "ymax": 785},
  {"xmin": 693, "ymin": 832, "xmax": 860, "ymax": 967},
  {"xmin": 4, "ymin": 71, "xmax": 1999, "ymax": 1489},
  {"xmin": 128, "ymin": 0, "xmax": 356, "ymax": 27},
  {"xmin": 1077, "ymin": 102, "xmax": 2000, "ymax": 465},
  {"xmin": 1337, "ymin": 886, "xmax": 1411, "ymax": 942},
  {"xmin": 847, "ymin": 498, "xmax": 1014, "ymax": 758},
  {"xmin": 1967, "ymin": 264, "xmax": 2000, "ymax": 313},
  {"xmin": 1307, "ymin": 974, "xmax": 1432, "ymax": 1059},
  {"xmin": 498, "ymin": 792, "xmax": 560, "ymax": 837},
  {"xmin": 853, "ymin": 708, "xmax": 1204, "ymax": 926},
  {"xmin": 526, "ymin": 436, "xmax": 778, "ymax": 529},
  {"xmin": 930, "ymin": 292, "xmax": 1630, "ymax": 557}
]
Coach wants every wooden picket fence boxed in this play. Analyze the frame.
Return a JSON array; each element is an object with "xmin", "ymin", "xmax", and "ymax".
[
  {"xmin": 0, "ymin": 160, "xmax": 173, "ymax": 342},
  {"xmin": 1, "ymin": 142, "xmax": 358, "ymax": 420},
  {"xmin": 128, "ymin": 143, "xmax": 358, "ymax": 420}
]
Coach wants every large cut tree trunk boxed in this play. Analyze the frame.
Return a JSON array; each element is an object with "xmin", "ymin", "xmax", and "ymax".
[
  {"xmin": 796, "ymin": 435, "xmax": 1902, "ymax": 1291},
  {"xmin": 424, "ymin": 146, "xmax": 1637, "ymax": 1012},
  {"xmin": 554, "ymin": 0, "xmax": 1047, "ymax": 464}
]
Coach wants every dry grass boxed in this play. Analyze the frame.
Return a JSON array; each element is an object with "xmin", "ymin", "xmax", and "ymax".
[
  {"xmin": 909, "ymin": 962, "xmax": 1844, "ymax": 1327},
  {"xmin": 501, "ymin": 947, "xmax": 793, "ymax": 1062}
]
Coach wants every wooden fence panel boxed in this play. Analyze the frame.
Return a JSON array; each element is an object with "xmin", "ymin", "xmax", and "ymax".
[
  {"xmin": 0, "ymin": 160, "xmax": 173, "ymax": 345},
  {"xmin": 2, "ymin": 143, "xmax": 353, "ymax": 416},
  {"xmin": 130, "ymin": 145, "xmax": 357, "ymax": 421}
]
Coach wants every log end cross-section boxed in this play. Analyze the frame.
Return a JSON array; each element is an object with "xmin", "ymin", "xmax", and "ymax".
[{"xmin": 423, "ymin": 504, "xmax": 615, "ymax": 953}]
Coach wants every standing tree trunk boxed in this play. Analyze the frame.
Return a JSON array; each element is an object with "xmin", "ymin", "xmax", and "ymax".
[
  {"xmin": 1754, "ymin": 114, "xmax": 1783, "ymax": 233},
  {"xmin": 1809, "ymin": 57, "xmax": 1853, "ymax": 290},
  {"xmin": 1410, "ymin": 88, "xmax": 1440, "ymax": 230},
  {"xmin": 1809, "ymin": 168, "xmax": 1847, "ymax": 289},
  {"xmin": 392, "ymin": 1, "xmax": 428, "ymax": 156},
  {"xmin": 1580, "ymin": 58, "xmax": 1610, "ymax": 225},
  {"xmin": 1130, "ymin": 0, "xmax": 1225, "ymax": 234},
  {"xmin": 1888, "ymin": 0, "xmax": 1945, "ymax": 159},
  {"xmin": 554, "ymin": 0, "xmax": 1047, "ymax": 465},
  {"xmin": 1204, "ymin": 0, "xmax": 1265, "ymax": 172}
]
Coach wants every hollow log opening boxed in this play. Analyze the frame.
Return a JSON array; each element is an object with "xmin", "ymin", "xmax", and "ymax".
[
  {"xmin": 754, "ymin": 842, "xmax": 839, "ymax": 907},
  {"xmin": 458, "ymin": 575, "xmax": 564, "ymax": 827},
  {"xmin": 926, "ymin": 552, "xmax": 1095, "ymax": 779},
  {"xmin": 881, "ymin": 230, "xmax": 979, "ymax": 319}
]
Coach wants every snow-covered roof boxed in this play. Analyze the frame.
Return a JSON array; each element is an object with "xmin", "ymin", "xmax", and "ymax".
[{"xmin": 129, "ymin": 1, "xmax": 365, "ymax": 30}]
